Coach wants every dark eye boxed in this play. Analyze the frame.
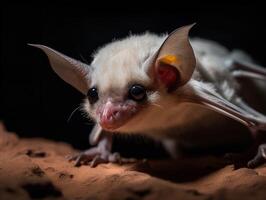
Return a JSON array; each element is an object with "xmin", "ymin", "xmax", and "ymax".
[
  {"xmin": 87, "ymin": 87, "xmax": 99, "ymax": 104},
  {"xmin": 128, "ymin": 84, "xmax": 146, "ymax": 101}
]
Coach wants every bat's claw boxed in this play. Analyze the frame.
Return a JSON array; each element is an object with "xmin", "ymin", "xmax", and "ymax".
[
  {"xmin": 67, "ymin": 147, "xmax": 99, "ymax": 167},
  {"xmin": 67, "ymin": 149, "xmax": 136, "ymax": 167},
  {"xmin": 67, "ymin": 134, "xmax": 137, "ymax": 167},
  {"xmin": 247, "ymin": 144, "xmax": 266, "ymax": 168},
  {"xmin": 224, "ymin": 144, "xmax": 266, "ymax": 169},
  {"xmin": 108, "ymin": 152, "xmax": 137, "ymax": 164},
  {"xmin": 90, "ymin": 155, "xmax": 108, "ymax": 167}
]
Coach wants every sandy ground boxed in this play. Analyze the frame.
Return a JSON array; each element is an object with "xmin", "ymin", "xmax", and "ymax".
[{"xmin": 1, "ymin": 122, "xmax": 266, "ymax": 200}]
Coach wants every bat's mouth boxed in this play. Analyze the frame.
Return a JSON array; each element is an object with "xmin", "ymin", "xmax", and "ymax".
[{"xmin": 97, "ymin": 101, "xmax": 138, "ymax": 131}]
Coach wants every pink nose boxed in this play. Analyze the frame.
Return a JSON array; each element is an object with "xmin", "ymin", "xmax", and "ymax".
[
  {"xmin": 98, "ymin": 101, "xmax": 138, "ymax": 130},
  {"xmin": 99, "ymin": 101, "xmax": 126, "ymax": 129}
]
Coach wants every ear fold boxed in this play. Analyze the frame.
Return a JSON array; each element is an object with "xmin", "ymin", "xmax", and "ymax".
[
  {"xmin": 152, "ymin": 24, "xmax": 196, "ymax": 91},
  {"xmin": 29, "ymin": 44, "xmax": 91, "ymax": 95}
]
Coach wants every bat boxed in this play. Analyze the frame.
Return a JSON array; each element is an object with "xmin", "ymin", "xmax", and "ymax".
[{"xmin": 29, "ymin": 24, "xmax": 266, "ymax": 168}]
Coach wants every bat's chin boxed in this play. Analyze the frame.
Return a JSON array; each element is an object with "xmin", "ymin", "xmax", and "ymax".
[
  {"xmin": 99, "ymin": 115, "xmax": 133, "ymax": 132},
  {"xmin": 100, "ymin": 123, "xmax": 123, "ymax": 132}
]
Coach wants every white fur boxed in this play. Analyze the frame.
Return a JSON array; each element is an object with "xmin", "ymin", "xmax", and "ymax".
[
  {"xmin": 82, "ymin": 32, "xmax": 263, "ymax": 137},
  {"xmin": 89, "ymin": 34, "xmax": 254, "ymax": 102},
  {"xmin": 90, "ymin": 33, "xmax": 166, "ymax": 93}
]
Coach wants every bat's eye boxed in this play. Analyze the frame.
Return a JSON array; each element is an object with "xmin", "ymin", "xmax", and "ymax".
[
  {"xmin": 87, "ymin": 87, "xmax": 99, "ymax": 104},
  {"xmin": 129, "ymin": 84, "xmax": 146, "ymax": 101}
]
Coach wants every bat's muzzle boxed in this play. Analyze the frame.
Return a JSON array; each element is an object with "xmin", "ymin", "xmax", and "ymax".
[{"xmin": 98, "ymin": 100, "xmax": 138, "ymax": 130}]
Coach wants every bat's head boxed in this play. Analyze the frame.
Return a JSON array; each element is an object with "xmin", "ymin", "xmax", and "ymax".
[{"xmin": 31, "ymin": 24, "xmax": 196, "ymax": 133}]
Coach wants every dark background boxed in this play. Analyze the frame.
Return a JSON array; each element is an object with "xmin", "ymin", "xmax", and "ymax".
[{"xmin": 1, "ymin": 2, "xmax": 266, "ymax": 150}]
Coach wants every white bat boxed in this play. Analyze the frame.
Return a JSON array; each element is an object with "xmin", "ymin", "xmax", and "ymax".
[{"xmin": 29, "ymin": 24, "xmax": 266, "ymax": 167}]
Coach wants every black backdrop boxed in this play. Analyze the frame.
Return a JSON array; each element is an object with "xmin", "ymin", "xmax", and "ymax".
[{"xmin": 1, "ymin": 2, "xmax": 266, "ymax": 150}]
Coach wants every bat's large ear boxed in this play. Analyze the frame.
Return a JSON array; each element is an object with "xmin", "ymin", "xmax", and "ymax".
[
  {"xmin": 149, "ymin": 24, "xmax": 196, "ymax": 91},
  {"xmin": 29, "ymin": 44, "xmax": 91, "ymax": 95}
]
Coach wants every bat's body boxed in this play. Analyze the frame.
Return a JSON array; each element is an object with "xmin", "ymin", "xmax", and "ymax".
[{"xmin": 30, "ymin": 25, "xmax": 266, "ymax": 167}]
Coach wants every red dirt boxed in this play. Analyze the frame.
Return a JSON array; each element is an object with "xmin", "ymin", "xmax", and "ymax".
[{"xmin": 1, "ymin": 122, "xmax": 266, "ymax": 200}]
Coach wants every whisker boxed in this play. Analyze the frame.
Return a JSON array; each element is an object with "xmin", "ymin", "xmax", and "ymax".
[
  {"xmin": 79, "ymin": 110, "xmax": 86, "ymax": 116},
  {"xmin": 67, "ymin": 105, "xmax": 83, "ymax": 123}
]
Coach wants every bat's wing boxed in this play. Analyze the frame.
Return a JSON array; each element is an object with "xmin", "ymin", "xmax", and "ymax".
[
  {"xmin": 170, "ymin": 38, "xmax": 266, "ymax": 167},
  {"xmin": 190, "ymin": 39, "xmax": 266, "ymax": 131},
  {"xmin": 227, "ymin": 58, "xmax": 266, "ymax": 81},
  {"xmin": 182, "ymin": 80, "xmax": 266, "ymax": 135},
  {"xmin": 182, "ymin": 79, "xmax": 266, "ymax": 166}
]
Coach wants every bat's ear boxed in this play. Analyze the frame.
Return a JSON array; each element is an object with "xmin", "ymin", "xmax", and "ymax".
[
  {"xmin": 29, "ymin": 44, "xmax": 91, "ymax": 95},
  {"xmin": 150, "ymin": 24, "xmax": 196, "ymax": 91}
]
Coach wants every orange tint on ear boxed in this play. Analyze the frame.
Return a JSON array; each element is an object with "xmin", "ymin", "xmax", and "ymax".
[
  {"xmin": 159, "ymin": 55, "xmax": 182, "ymax": 66},
  {"xmin": 154, "ymin": 24, "xmax": 196, "ymax": 89}
]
